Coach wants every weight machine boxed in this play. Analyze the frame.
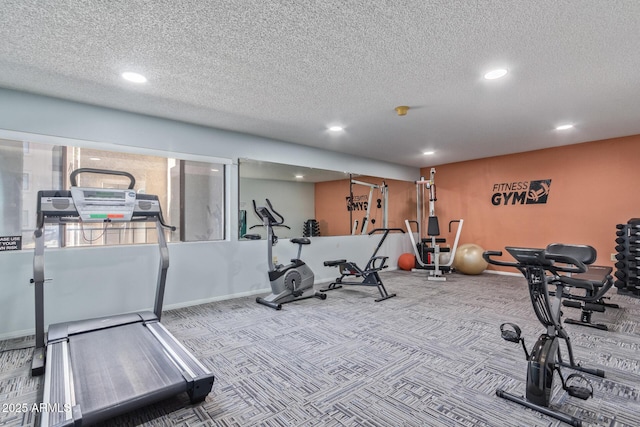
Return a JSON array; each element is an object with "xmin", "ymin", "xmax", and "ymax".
[{"xmin": 406, "ymin": 168, "xmax": 463, "ymax": 280}]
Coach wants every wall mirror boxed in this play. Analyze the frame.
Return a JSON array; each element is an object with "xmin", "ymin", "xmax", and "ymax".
[{"xmin": 238, "ymin": 159, "xmax": 415, "ymax": 240}]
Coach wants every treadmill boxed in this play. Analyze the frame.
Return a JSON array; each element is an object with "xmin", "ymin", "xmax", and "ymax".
[{"xmin": 31, "ymin": 168, "xmax": 214, "ymax": 427}]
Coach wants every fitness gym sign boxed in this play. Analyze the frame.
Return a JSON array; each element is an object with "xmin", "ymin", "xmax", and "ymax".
[{"xmin": 491, "ymin": 179, "xmax": 552, "ymax": 206}]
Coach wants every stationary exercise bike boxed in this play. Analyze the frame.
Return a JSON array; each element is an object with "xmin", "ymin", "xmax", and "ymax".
[
  {"xmin": 252, "ymin": 199, "xmax": 326, "ymax": 310},
  {"xmin": 483, "ymin": 246, "xmax": 607, "ymax": 427}
]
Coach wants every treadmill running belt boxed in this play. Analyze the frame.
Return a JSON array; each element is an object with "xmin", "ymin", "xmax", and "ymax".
[{"xmin": 68, "ymin": 322, "xmax": 186, "ymax": 424}]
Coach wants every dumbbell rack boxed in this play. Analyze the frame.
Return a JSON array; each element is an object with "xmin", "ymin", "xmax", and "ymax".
[
  {"xmin": 303, "ymin": 219, "xmax": 320, "ymax": 237},
  {"xmin": 614, "ymin": 218, "xmax": 640, "ymax": 297}
]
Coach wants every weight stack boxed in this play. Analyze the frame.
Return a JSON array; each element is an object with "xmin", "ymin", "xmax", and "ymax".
[
  {"xmin": 614, "ymin": 223, "xmax": 630, "ymax": 292},
  {"xmin": 629, "ymin": 219, "xmax": 640, "ymax": 296},
  {"xmin": 303, "ymin": 219, "xmax": 321, "ymax": 237},
  {"xmin": 616, "ymin": 219, "xmax": 640, "ymax": 297}
]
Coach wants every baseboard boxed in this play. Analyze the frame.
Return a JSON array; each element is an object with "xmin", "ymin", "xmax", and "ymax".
[
  {"xmin": 0, "ymin": 289, "xmax": 275, "ymax": 341},
  {"xmin": 164, "ymin": 288, "xmax": 272, "ymax": 311},
  {"xmin": 0, "ymin": 328, "xmax": 36, "ymax": 341},
  {"xmin": 2, "ymin": 273, "xmax": 399, "ymax": 341},
  {"xmin": 483, "ymin": 269, "xmax": 520, "ymax": 277}
]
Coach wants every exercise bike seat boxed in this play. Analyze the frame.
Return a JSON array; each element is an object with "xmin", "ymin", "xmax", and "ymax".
[
  {"xmin": 555, "ymin": 275, "xmax": 594, "ymax": 291},
  {"xmin": 547, "ymin": 243, "xmax": 613, "ymax": 294},
  {"xmin": 574, "ymin": 265, "xmax": 613, "ymax": 287},
  {"xmin": 291, "ymin": 237, "xmax": 311, "ymax": 245},
  {"xmin": 324, "ymin": 259, "xmax": 347, "ymax": 267}
]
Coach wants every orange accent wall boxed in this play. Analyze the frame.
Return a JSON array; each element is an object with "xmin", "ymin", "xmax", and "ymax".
[
  {"xmin": 421, "ymin": 134, "xmax": 640, "ymax": 270},
  {"xmin": 314, "ymin": 176, "xmax": 415, "ymax": 236}
]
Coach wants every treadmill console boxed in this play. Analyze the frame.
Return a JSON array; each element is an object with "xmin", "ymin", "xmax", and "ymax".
[{"xmin": 70, "ymin": 187, "xmax": 137, "ymax": 222}]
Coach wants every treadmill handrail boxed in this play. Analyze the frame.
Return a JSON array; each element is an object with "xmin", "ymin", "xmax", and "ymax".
[{"xmin": 70, "ymin": 168, "xmax": 136, "ymax": 189}]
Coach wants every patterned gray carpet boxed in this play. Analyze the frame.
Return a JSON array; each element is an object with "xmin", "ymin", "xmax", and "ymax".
[{"xmin": 1, "ymin": 271, "xmax": 639, "ymax": 427}]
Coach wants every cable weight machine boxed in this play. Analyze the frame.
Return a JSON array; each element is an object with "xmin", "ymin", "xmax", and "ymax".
[{"xmin": 405, "ymin": 168, "xmax": 463, "ymax": 280}]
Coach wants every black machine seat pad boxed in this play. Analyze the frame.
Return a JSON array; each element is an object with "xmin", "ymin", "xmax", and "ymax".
[
  {"xmin": 544, "ymin": 243, "xmax": 613, "ymax": 291},
  {"xmin": 421, "ymin": 238, "xmax": 447, "ymax": 244},
  {"xmin": 291, "ymin": 237, "xmax": 311, "ymax": 245},
  {"xmin": 546, "ymin": 243, "xmax": 597, "ymax": 265},
  {"xmin": 324, "ymin": 259, "xmax": 347, "ymax": 267},
  {"xmin": 574, "ymin": 265, "xmax": 613, "ymax": 287}
]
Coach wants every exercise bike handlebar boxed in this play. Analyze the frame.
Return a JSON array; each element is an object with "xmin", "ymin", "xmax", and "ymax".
[
  {"xmin": 483, "ymin": 247, "xmax": 587, "ymax": 274},
  {"xmin": 483, "ymin": 250, "xmax": 518, "ymax": 268},
  {"xmin": 367, "ymin": 227, "xmax": 406, "ymax": 235},
  {"xmin": 544, "ymin": 252, "xmax": 587, "ymax": 275}
]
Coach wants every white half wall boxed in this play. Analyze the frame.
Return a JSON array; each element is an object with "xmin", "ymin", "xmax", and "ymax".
[{"xmin": 0, "ymin": 232, "xmax": 414, "ymax": 339}]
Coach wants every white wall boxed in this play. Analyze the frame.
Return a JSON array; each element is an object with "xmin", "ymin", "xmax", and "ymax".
[{"xmin": 0, "ymin": 88, "xmax": 418, "ymax": 338}]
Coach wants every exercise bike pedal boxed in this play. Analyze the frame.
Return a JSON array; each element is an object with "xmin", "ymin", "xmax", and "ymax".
[
  {"xmin": 500, "ymin": 322, "xmax": 522, "ymax": 343},
  {"xmin": 564, "ymin": 373, "xmax": 593, "ymax": 400},
  {"xmin": 567, "ymin": 386, "xmax": 592, "ymax": 400},
  {"xmin": 562, "ymin": 300, "xmax": 582, "ymax": 309}
]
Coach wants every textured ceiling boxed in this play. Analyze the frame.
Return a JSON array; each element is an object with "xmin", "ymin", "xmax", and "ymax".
[{"xmin": 1, "ymin": 1, "xmax": 639, "ymax": 168}]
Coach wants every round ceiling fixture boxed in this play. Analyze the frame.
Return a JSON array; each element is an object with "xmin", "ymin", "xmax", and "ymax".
[
  {"xmin": 395, "ymin": 106, "xmax": 410, "ymax": 116},
  {"xmin": 555, "ymin": 124, "xmax": 574, "ymax": 130},
  {"xmin": 484, "ymin": 69, "xmax": 508, "ymax": 80},
  {"xmin": 121, "ymin": 72, "xmax": 147, "ymax": 83},
  {"xmin": 328, "ymin": 125, "xmax": 344, "ymax": 132}
]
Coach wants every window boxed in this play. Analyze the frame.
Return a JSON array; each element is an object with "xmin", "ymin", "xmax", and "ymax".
[{"xmin": 0, "ymin": 138, "xmax": 226, "ymax": 249}]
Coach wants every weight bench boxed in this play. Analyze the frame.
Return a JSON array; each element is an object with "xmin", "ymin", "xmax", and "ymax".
[{"xmin": 546, "ymin": 243, "xmax": 618, "ymax": 331}]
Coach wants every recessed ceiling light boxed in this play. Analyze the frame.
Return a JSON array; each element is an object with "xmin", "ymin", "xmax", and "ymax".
[
  {"xmin": 423, "ymin": 151, "xmax": 435, "ymax": 155},
  {"xmin": 210, "ymin": 168, "xmax": 219, "ymax": 172},
  {"xmin": 328, "ymin": 126, "xmax": 344, "ymax": 132},
  {"xmin": 89, "ymin": 157, "xmax": 101, "ymax": 161},
  {"xmin": 295, "ymin": 175, "xmax": 304, "ymax": 179},
  {"xmin": 484, "ymin": 69, "xmax": 508, "ymax": 80},
  {"xmin": 555, "ymin": 124, "xmax": 574, "ymax": 131},
  {"xmin": 121, "ymin": 72, "xmax": 147, "ymax": 83}
]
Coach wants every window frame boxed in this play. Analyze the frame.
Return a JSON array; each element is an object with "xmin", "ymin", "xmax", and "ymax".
[{"xmin": 0, "ymin": 129, "xmax": 232, "ymax": 249}]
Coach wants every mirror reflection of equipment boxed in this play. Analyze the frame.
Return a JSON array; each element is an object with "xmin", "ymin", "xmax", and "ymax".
[
  {"xmin": 405, "ymin": 168, "xmax": 464, "ymax": 280},
  {"xmin": 349, "ymin": 179, "xmax": 388, "ymax": 235}
]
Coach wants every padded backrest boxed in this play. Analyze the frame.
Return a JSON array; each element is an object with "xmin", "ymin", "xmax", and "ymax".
[
  {"xmin": 546, "ymin": 243, "xmax": 597, "ymax": 265},
  {"xmin": 427, "ymin": 216, "xmax": 440, "ymax": 236}
]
